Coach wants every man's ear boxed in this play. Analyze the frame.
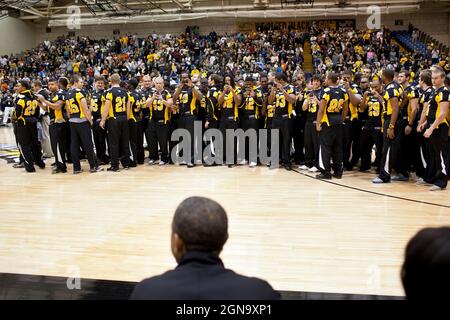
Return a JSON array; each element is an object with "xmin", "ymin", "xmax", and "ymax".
[{"xmin": 171, "ymin": 232, "xmax": 186, "ymax": 263}]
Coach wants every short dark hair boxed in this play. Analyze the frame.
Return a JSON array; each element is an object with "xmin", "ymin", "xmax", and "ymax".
[
  {"xmin": 128, "ymin": 78, "xmax": 138, "ymax": 90},
  {"xmin": 327, "ymin": 72, "xmax": 338, "ymax": 84},
  {"xmin": 401, "ymin": 227, "xmax": 450, "ymax": 300},
  {"xmin": 18, "ymin": 79, "xmax": 30, "ymax": 90},
  {"xmin": 33, "ymin": 80, "xmax": 42, "ymax": 88},
  {"xmin": 59, "ymin": 77, "xmax": 68, "ymax": 89},
  {"xmin": 341, "ymin": 69, "xmax": 352, "ymax": 77},
  {"xmin": 383, "ymin": 68, "xmax": 395, "ymax": 81},
  {"xmin": 420, "ymin": 70, "xmax": 432, "ymax": 86},
  {"xmin": 70, "ymin": 75, "xmax": 81, "ymax": 85},
  {"xmin": 172, "ymin": 197, "xmax": 228, "ymax": 253},
  {"xmin": 399, "ymin": 69, "xmax": 410, "ymax": 79},
  {"xmin": 311, "ymin": 74, "xmax": 322, "ymax": 84},
  {"xmin": 210, "ymin": 74, "xmax": 222, "ymax": 85},
  {"xmin": 94, "ymin": 75, "xmax": 105, "ymax": 83}
]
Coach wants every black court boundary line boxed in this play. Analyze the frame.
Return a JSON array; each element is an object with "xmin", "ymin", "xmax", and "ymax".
[
  {"xmin": 0, "ymin": 272, "xmax": 404, "ymax": 300},
  {"xmin": 292, "ymin": 169, "xmax": 450, "ymax": 209}
]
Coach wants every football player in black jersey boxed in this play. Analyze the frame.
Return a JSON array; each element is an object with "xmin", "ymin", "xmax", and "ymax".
[
  {"xmin": 299, "ymin": 75, "xmax": 323, "ymax": 173},
  {"xmin": 341, "ymin": 70, "xmax": 363, "ymax": 171},
  {"xmin": 90, "ymin": 75, "xmax": 110, "ymax": 165},
  {"xmin": 359, "ymin": 78, "xmax": 384, "ymax": 173},
  {"xmin": 316, "ymin": 72, "xmax": 349, "ymax": 180},
  {"xmin": 37, "ymin": 77, "xmax": 69, "ymax": 174},
  {"xmin": 419, "ymin": 67, "xmax": 449, "ymax": 191},
  {"xmin": 127, "ymin": 78, "xmax": 142, "ymax": 167},
  {"xmin": 172, "ymin": 72, "xmax": 203, "ymax": 168},
  {"xmin": 100, "ymin": 73, "xmax": 131, "ymax": 171},
  {"xmin": 373, "ymin": 68, "xmax": 403, "ymax": 184}
]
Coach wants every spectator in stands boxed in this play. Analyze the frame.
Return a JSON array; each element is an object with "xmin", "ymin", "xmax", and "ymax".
[
  {"xmin": 131, "ymin": 196, "xmax": 280, "ymax": 300},
  {"xmin": 401, "ymin": 227, "xmax": 450, "ymax": 300}
]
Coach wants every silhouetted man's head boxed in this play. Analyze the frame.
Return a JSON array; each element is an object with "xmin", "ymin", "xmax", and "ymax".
[
  {"xmin": 401, "ymin": 227, "xmax": 450, "ymax": 300},
  {"xmin": 171, "ymin": 197, "xmax": 228, "ymax": 262}
]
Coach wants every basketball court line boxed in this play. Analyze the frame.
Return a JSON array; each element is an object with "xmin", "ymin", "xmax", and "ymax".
[{"xmin": 293, "ymin": 169, "xmax": 450, "ymax": 209}]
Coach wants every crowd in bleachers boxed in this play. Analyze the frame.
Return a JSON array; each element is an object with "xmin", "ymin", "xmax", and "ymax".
[
  {"xmin": 0, "ymin": 27, "xmax": 304, "ymax": 89},
  {"xmin": 0, "ymin": 26, "xmax": 449, "ymax": 190}
]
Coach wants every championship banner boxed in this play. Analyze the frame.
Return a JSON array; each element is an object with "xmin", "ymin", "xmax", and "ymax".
[{"xmin": 238, "ymin": 19, "xmax": 356, "ymax": 32}]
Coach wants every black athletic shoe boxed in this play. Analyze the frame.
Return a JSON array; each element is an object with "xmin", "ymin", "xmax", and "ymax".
[
  {"xmin": 333, "ymin": 173, "xmax": 342, "ymax": 179},
  {"xmin": 285, "ymin": 163, "xmax": 292, "ymax": 171},
  {"xmin": 37, "ymin": 163, "xmax": 46, "ymax": 169},
  {"xmin": 227, "ymin": 164, "xmax": 234, "ymax": 168},
  {"xmin": 26, "ymin": 167, "xmax": 36, "ymax": 173},
  {"xmin": 90, "ymin": 167, "xmax": 104, "ymax": 173},
  {"xmin": 316, "ymin": 173, "xmax": 332, "ymax": 180},
  {"xmin": 73, "ymin": 169, "xmax": 83, "ymax": 174},
  {"xmin": 107, "ymin": 166, "xmax": 120, "ymax": 172},
  {"xmin": 52, "ymin": 168, "xmax": 67, "ymax": 174}
]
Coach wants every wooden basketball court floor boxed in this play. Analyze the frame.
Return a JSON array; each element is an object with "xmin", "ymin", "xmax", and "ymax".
[{"xmin": 0, "ymin": 126, "xmax": 449, "ymax": 298}]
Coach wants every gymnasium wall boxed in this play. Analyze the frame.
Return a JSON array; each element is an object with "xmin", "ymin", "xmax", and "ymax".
[
  {"xmin": 34, "ymin": 11, "xmax": 450, "ymax": 46},
  {"xmin": 4, "ymin": 11, "xmax": 448, "ymax": 54},
  {"xmin": 0, "ymin": 17, "xmax": 36, "ymax": 55}
]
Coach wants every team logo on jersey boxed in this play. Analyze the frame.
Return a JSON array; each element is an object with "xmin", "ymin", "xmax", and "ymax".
[{"xmin": 0, "ymin": 144, "xmax": 20, "ymax": 163}]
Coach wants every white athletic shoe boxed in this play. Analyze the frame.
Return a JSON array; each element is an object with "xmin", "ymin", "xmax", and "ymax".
[
  {"xmin": 372, "ymin": 177, "xmax": 385, "ymax": 184},
  {"xmin": 239, "ymin": 159, "xmax": 248, "ymax": 165},
  {"xmin": 430, "ymin": 185, "xmax": 444, "ymax": 191},
  {"xmin": 159, "ymin": 161, "xmax": 167, "ymax": 166},
  {"xmin": 299, "ymin": 165, "xmax": 309, "ymax": 170},
  {"xmin": 308, "ymin": 166, "xmax": 318, "ymax": 173},
  {"xmin": 180, "ymin": 161, "xmax": 187, "ymax": 165},
  {"xmin": 249, "ymin": 162, "xmax": 257, "ymax": 168},
  {"xmin": 148, "ymin": 159, "xmax": 156, "ymax": 165},
  {"xmin": 416, "ymin": 178, "xmax": 426, "ymax": 185}
]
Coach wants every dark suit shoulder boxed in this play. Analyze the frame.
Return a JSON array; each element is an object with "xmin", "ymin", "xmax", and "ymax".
[{"xmin": 130, "ymin": 267, "xmax": 280, "ymax": 300}]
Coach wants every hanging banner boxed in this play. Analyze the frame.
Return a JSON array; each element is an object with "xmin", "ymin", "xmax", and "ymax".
[{"xmin": 238, "ymin": 19, "xmax": 356, "ymax": 32}]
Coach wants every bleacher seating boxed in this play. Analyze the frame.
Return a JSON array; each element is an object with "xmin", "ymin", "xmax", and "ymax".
[{"xmin": 391, "ymin": 30, "xmax": 428, "ymax": 56}]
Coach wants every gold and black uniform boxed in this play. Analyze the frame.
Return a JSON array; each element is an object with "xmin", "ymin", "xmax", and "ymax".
[
  {"xmin": 204, "ymin": 85, "xmax": 221, "ymax": 164},
  {"xmin": 399, "ymin": 84, "xmax": 421, "ymax": 178},
  {"xmin": 206, "ymin": 86, "xmax": 221, "ymax": 128},
  {"xmin": 48, "ymin": 89, "xmax": 68, "ymax": 170},
  {"xmin": 292, "ymin": 88, "xmax": 306, "ymax": 165},
  {"xmin": 147, "ymin": 89, "xmax": 172, "ymax": 163},
  {"xmin": 128, "ymin": 89, "xmax": 143, "ymax": 165},
  {"xmin": 318, "ymin": 86, "xmax": 348, "ymax": 178},
  {"xmin": 66, "ymin": 88, "xmax": 97, "ymax": 172},
  {"xmin": 241, "ymin": 86, "xmax": 263, "ymax": 163},
  {"xmin": 378, "ymin": 81, "xmax": 402, "ymax": 182},
  {"xmin": 105, "ymin": 86, "xmax": 131, "ymax": 169},
  {"xmin": 426, "ymin": 86, "xmax": 449, "ymax": 189},
  {"xmin": 360, "ymin": 92, "xmax": 383, "ymax": 172},
  {"xmin": 416, "ymin": 87, "xmax": 434, "ymax": 180},
  {"xmin": 14, "ymin": 89, "xmax": 43, "ymax": 172},
  {"xmin": 303, "ymin": 88, "xmax": 323, "ymax": 168},
  {"xmin": 343, "ymin": 84, "xmax": 363, "ymax": 170},
  {"xmin": 219, "ymin": 86, "xmax": 242, "ymax": 164},
  {"xmin": 271, "ymin": 84, "xmax": 295, "ymax": 165},
  {"xmin": 140, "ymin": 87, "xmax": 154, "ymax": 160},
  {"xmin": 177, "ymin": 86, "xmax": 199, "ymax": 164},
  {"xmin": 91, "ymin": 89, "xmax": 109, "ymax": 164}
]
